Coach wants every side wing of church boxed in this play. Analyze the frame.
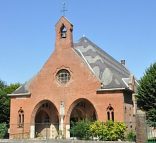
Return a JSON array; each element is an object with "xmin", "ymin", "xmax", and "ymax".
[{"xmin": 8, "ymin": 16, "xmax": 138, "ymax": 139}]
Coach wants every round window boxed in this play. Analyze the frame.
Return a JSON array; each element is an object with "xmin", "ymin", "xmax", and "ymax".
[{"xmin": 56, "ymin": 69, "xmax": 71, "ymax": 84}]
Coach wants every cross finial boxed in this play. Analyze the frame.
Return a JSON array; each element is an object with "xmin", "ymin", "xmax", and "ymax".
[{"xmin": 61, "ymin": 1, "xmax": 68, "ymax": 16}]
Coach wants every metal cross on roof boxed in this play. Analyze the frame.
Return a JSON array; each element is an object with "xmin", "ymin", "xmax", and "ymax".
[{"xmin": 61, "ymin": 1, "xmax": 68, "ymax": 16}]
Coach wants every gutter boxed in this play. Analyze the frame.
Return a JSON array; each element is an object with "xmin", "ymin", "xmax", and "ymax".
[
  {"xmin": 7, "ymin": 92, "xmax": 31, "ymax": 97},
  {"xmin": 97, "ymin": 87, "xmax": 133, "ymax": 94},
  {"xmin": 97, "ymin": 88, "xmax": 126, "ymax": 92}
]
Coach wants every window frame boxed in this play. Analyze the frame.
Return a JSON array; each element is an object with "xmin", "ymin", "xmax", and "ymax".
[
  {"xmin": 56, "ymin": 69, "xmax": 71, "ymax": 84},
  {"xmin": 107, "ymin": 104, "xmax": 114, "ymax": 121},
  {"xmin": 18, "ymin": 108, "xmax": 24, "ymax": 128}
]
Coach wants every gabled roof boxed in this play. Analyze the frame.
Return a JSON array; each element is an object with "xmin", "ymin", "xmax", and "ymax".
[
  {"xmin": 55, "ymin": 16, "xmax": 73, "ymax": 28},
  {"xmin": 74, "ymin": 37, "xmax": 131, "ymax": 89},
  {"xmin": 9, "ymin": 37, "xmax": 133, "ymax": 96}
]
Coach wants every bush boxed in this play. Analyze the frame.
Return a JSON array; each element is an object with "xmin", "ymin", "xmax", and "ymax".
[
  {"xmin": 0, "ymin": 123, "xmax": 8, "ymax": 139},
  {"xmin": 94, "ymin": 121, "xmax": 126, "ymax": 141},
  {"xmin": 89, "ymin": 121, "xmax": 106, "ymax": 140},
  {"xmin": 70, "ymin": 120, "xmax": 126, "ymax": 141},
  {"xmin": 70, "ymin": 120, "xmax": 91, "ymax": 140},
  {"xmin": 126, "ymin": 130, "xmax": 136, "ymax": 141}
]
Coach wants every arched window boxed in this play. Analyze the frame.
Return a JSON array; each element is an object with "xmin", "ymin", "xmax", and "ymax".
[
  {"xmin": 18, "ymin": 108, "xmax": 24, "ymax": 128},
  {"xmin": 107, "ymin": 104, "xmax": 114, "ymax": 121}
]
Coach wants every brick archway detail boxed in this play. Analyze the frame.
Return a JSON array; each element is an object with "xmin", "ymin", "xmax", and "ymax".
[
  {"xmin": 30, "ymin": 100, "xmax": 59, "ymax": 124},
  {"xmin": 66, "ymin": 98, "xmax": 98, "ymax": 124}
]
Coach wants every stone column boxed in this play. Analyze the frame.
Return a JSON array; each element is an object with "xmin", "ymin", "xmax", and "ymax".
[
  {"xmin": 133, "ymin": 93, "xmax": 137, "ymax": 115},
  {"xmin": 136, "ymin": 110, "xmax": 147, "ymax": 143},
  {"xmin": 66, "ymin": 124, "xmax": 70, "ymax": 139},
  {"xmin": 30, "ymin": 125, "xmax": 35, "ymax": 139},
  {"xmin": 50, "ymin": 124, "xmax": 53, "ymax": 139},
  {"xmin": 59, "ymin": 101, "xmax": 65, "ymax": 138},
  {"xmin": 59, "ymin": 115, "xmax": 64, "ymax": 137}
]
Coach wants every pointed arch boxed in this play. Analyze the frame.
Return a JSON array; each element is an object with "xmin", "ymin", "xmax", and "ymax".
[
  {"xmin": 30, "ymin": 100, "xmax": 59, "ymax": 138},
  {"xmin": 18, "ymin": 107, "xmax": 24, "ymax": 128},
  {"xmin": 30, "ymin": 100, "xmax": 59, "ymax": 124},
  {"xmin": 107, "ymin": 104, "xmax": 114, "ymax": 121},
  {"xmin": 66, "ymin": 98, "xmax": 98, "ymax": 124}
]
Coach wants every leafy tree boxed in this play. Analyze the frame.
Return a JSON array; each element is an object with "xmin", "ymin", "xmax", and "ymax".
[
  {"xmin": 0, "ymin": 123, "xmax": 7, "ymax": 139},
  {"xmin": 0, "ymin": 80, "xmax": 20, "ymax": 123},
  {"xmin": 0, "ymin": 80, "xmax": 7, "ymax": 89},
  {"xmin": 137, "ymin": 63, "xmax": 156, "ymax": 125}
]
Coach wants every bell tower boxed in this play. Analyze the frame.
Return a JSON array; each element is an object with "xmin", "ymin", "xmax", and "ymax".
[{"xmin": 55, "ymin": 16, "xmax": 73, "ymax": 50}]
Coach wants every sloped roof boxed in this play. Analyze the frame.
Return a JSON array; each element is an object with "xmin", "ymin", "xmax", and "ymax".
[
  {"xmin": 9, "ymin": 37, "xmax": 133, "ymax": 96},
  {"xmin": 74, "ymin": 37, "xmax": 131, "ymax": 89},
  {"xmin": 8, "ymin": 76, "xmax": 35, "ymax": 96}
]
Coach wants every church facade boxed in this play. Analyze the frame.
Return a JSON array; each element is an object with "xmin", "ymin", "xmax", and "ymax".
[{"xmin": 9, "ymin": 17, "xmax": 137, "ymax": 139}]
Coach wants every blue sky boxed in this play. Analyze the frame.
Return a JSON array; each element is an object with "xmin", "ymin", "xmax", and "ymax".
[{"xmin": 0, "ymin": 0, "xmax": 155, "ymax": 84}]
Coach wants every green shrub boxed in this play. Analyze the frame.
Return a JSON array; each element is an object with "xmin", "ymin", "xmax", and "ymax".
[
  {"xmin": 0, "ymin": 123, "xmax": 8, "ymax": 139},
  {"xmin": 90, "ymin": 121, "xmax": 105, "ymax": 140},
  {"xmin": 70, "ymin": 120, "xmax": 126, "ymax": 141},
  {"xmin": 126, "ymin": 130, "xmax": 136, "ymax": 141},
  {"xmin": 70, "ymin": 119, "xmax": 91, "ymax": 140},
  {"xmin": 101, "ymin": 121, "xmax": 126, "ymax": 141}
]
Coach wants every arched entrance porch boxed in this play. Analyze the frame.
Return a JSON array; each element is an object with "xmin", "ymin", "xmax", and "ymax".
[
  {"xmin": 30, "ymin": 100, "xmax": 59, "ymax": 139},
  {"xmin": 66, "ymin": 98, "xmax": 97, "ymax": 138}
]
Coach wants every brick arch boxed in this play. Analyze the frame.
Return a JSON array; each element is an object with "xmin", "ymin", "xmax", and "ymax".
[
  {"xmin": 66, "ymin": 98, "xmax": 98, "ymax": 124},
  {"xmin": 30, "ymin": 100, "xmax": 59, "ymax": 124}
]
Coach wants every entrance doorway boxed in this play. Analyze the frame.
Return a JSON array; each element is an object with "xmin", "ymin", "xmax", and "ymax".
[
  {"xmin": 33, "ymin": 100, "xmax": 59, "ymax": 139},
  {"xmin": 69, "ymin": 98, "xmax": 97, "ymax": 137}
]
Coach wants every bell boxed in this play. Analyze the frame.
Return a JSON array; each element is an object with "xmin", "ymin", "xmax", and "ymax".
[{"xmin": 61, "ymin": 31, "xmax": 66, "ymax": 38}]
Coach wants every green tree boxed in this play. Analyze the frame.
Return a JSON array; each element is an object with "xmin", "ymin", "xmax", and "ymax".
[
  {"xmin": 137, "ymin": 63, "xmax": 156, "ymax": 125},
  {"xmin": 0, "ymin": 80, "xmax": 20, "ymax": 123},
  {"xmin": 0, "ymin": 123, "xmax": 8, "ymax": 139},
  {"xmin": 0, "ymin": 80, "xmax": 7, "ymax": 89}
]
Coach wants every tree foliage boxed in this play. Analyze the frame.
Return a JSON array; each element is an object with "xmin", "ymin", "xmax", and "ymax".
[
  {"xmin": 0, "ymin": 123, "xmax": 7, "ymax": 139},
  {"xmin": 0, "ymin": 79, "xmax": 20, "ymax": 123},
  {"xmin": 137, "ymin": 63, "xmax": 156, "ymax": 125}
]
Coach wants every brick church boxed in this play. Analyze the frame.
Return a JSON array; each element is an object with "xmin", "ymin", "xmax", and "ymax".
[{"xmin": 9, "ymin": 16, "xmax": 138, "ymax": 139}]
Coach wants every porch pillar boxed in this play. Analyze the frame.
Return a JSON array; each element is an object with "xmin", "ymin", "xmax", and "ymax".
[
  {"xmin": 59, "ymin": 101, "xmax": 65, "ymax": 138},
  {"xmin": 30, "ymin": 125, "xmax": 35, "ymax": 139},
  {"xmin": 66, "ymin": 124, "xmax": 70, "ymax": 138}
]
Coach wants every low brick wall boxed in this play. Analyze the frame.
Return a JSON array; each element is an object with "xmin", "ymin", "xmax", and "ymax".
[{"xmin": 0, "ymin": 139, "xmax": 135, "ymax": 143}]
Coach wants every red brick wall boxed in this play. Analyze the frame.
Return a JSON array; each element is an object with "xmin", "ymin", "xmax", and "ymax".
[{"xmin": 9, "ymin": 17, "xmax": 126, "ymax": 138}]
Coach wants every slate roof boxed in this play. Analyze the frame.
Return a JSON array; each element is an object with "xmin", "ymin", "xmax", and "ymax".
[
  {"xmin": 8, "ymin": 76, "xmax": 35, "ymax": 96},
  {"xmin": 9, "ymin": 37, "xmax": 132, "ymax": 95},
  {"xmin": 74, "ymin": 37, "xmax": 131, "ymax": 89},
  {"xmin": 12, "ymin": 83, "xmax": 29, "ymax": 94}
]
